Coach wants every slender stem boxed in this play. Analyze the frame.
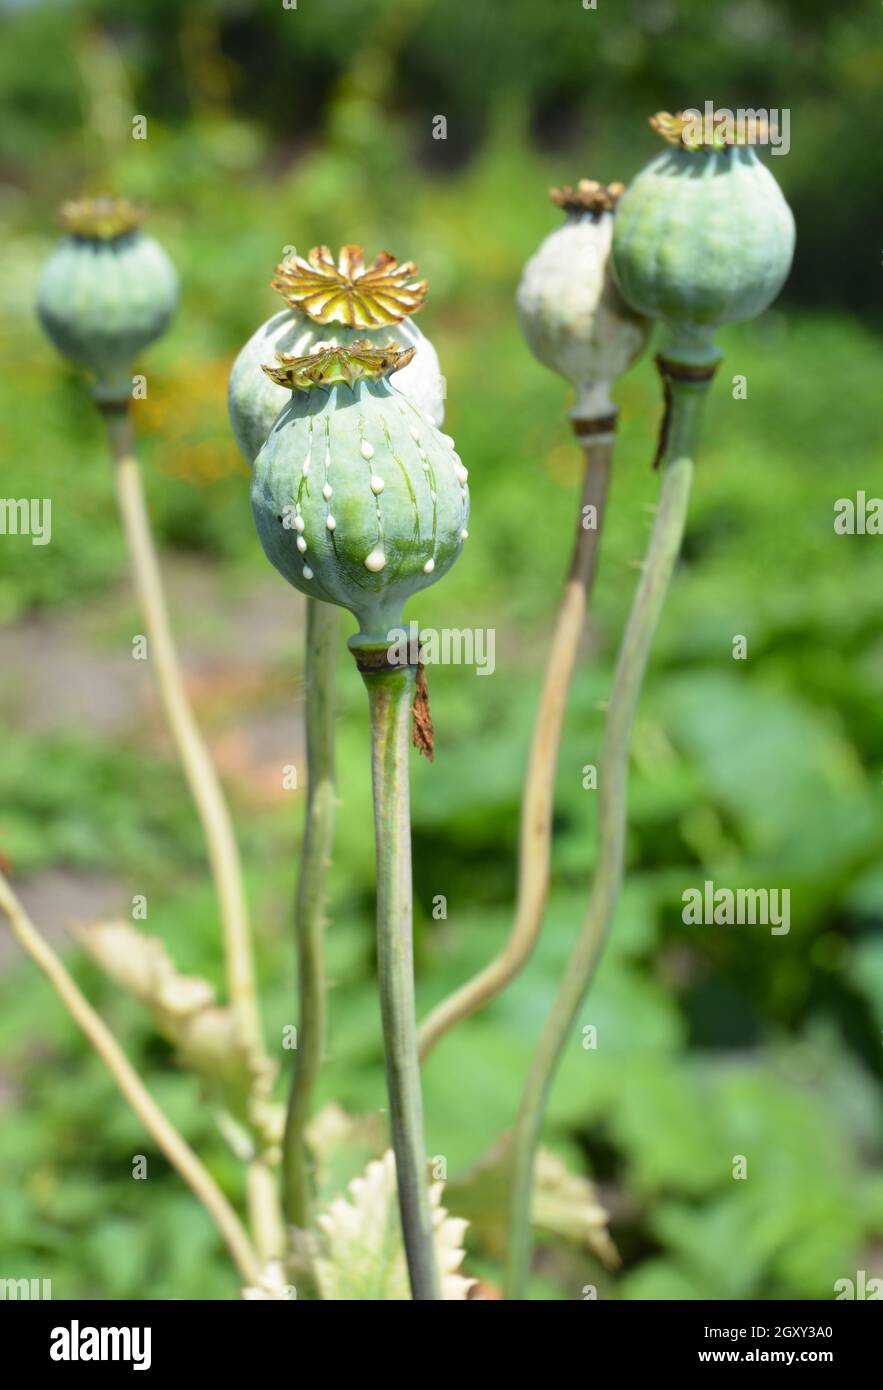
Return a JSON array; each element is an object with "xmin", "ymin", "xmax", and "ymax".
[
  {"xmin": 106, "ymin": 408, "xmax": 261, "ymax": 1050},
  {"xmin": 0, "ymin": 869, "xmax": 262, "ymax": 1286},
  {"xmin": 418, "ymin": 434, "xmax": 614, "ymax": 1060},
  {"xmin": 357, "ymin": 652, "xmax": 440, "ymax": 1299},
  {"xmin": 247, "ymin": 1159, "xmax": 285, "ymax": 1266},
  {"xmin": 283, "ymin": 597, "xmax": 337, "ymax": 1227},
  {"xmin": 504, "ymin": 378, "xmax": 710, "ymax": 1299},
  {"xmin": 104, "ymin": 406, "xmax": 282, "ymax": 1260}
]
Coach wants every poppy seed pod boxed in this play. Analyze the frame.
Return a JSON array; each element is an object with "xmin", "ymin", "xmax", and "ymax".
[
  {"xmin": 612, "ymin": 113, "xmax": 795, "ymax": 368},
  {"xmin": 250, "ymin": 342, "xmax": 469, "ymax": 641},
  {"xmin": 517, "ymin": 180, "xmax": 650, "ymax": 420},
  {"xmin": 36, "ymin": 197, "xmax": 179, "ymax": 404},
  {"xmin": 229, "ymin": 245, "xmax": 445, "ymax": 465}
]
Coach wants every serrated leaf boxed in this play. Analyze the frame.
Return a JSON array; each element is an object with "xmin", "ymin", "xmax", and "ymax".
[
  {"xmin": 313, "ymin": 1151, "xmax": 474, "ymax": 1300},
  {"xmin": 533, "ymin": 1149, "xmax": 620, "ymax": 1267},
  {"xmin": 72, "ymin": 920, "xmax": 259, "ymax": 1099},
  {"xmin": 445, "ymin": 1134, "xmax": 618, "ymax": 1268}
]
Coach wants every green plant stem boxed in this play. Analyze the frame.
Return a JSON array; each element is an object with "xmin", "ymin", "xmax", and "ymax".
[
  {"xmin": 0, "ymin": 869, "xmax": 262, "ymax": 1286},
  {"xmin": 504, "ymin": 377, "xmax": 710, "ymax": 1299},
  {"xmin": 356, "ymin": 651, "xmax": 440, "ymax": 1300},
  {"xmin": 104, "ymin": 406, "xmax": 282, "ymax": 1261},
  {"xmin": 418, "ymin": 432, "xmax": 614, "ymax": 1060},
  {"xmin": 283, "ymin": 597, "xmax": 338, "ymax": 1227}
]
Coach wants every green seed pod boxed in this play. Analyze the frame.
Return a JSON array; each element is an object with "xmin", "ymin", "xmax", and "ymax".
[
  {"xmin": 229, "ymin": 245, "xmax": 445, "ymax": 465},
  {"xmin": 517, "ymin": 180, "xmax": 650, "ymax": 420},
  {"xmin": 613, "ymin": 113, "xmax": 795, "ymax": 367},
  {"xmin": 36, "ymin": 197, "xmax": 178, "ymax": 404},
  {"xmin": 251, "ymin": 343, "xmax": 469, "ymax": 641}
]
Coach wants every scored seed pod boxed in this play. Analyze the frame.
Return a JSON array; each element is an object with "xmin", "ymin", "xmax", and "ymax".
[
  {"xmin": 229, "ymin": 245, "xmax": 445, "ymax": 465},
  {"xmin": 612, "ymin": 112, "xmax": 795, "ymax": 368},
  {"xmin": 516, "ymin": 179, "xmax": 650, "ymax": 421},
  {"xmin": 250, "ymin": 342, "xmax": 469, "ymax": 640},
  {"xmin": 36, "ymin": 197, "xmax": 178, "ymax": 404}
]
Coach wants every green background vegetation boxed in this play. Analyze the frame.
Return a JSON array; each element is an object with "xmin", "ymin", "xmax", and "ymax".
[{"xmin": 0, "ymin": 0, "xmax": 881, "ymax": 1299}]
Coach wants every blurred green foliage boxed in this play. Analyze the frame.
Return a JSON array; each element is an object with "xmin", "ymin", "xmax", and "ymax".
[
  {"xmin": 3, "ymin": 0, "xmax": 883, "ymax": 307},
  {"xmin": 0, "ymin": 0, "xmax": 881, "ymax": 1301}
]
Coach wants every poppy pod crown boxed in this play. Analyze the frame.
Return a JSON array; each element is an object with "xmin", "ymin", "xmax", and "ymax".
[
  {"xmin": 271, "ymin": 244, "xmax": 428, "ymax": 328},
  {"xmin": 228, "ymin": 245, "xmax": 445, "ymax": 466}
]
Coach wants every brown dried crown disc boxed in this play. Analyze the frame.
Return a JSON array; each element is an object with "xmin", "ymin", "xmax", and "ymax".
[
  {"xmin": 59, "ymin": 196, "xmax": 147, "ymax": 239},
  {"xmin": 549, "ymin": 179, "xmax": 625, "ymax": 214},
  {"xmin": 262, "ymin": 340, "xmax": 415, "ymax": 391},
  {"xmin": 650, "ymin": 110, "xmax": 771, "ymax": 150},
  {"xmin": 272, "ymin": 245, "xmax": 428, "ymax": 328}
]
